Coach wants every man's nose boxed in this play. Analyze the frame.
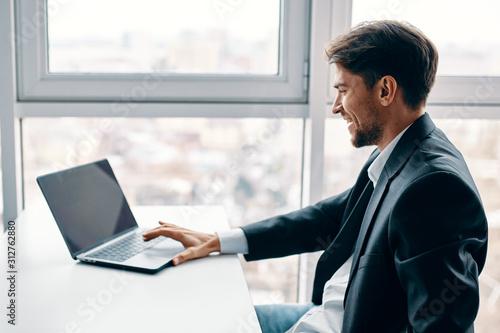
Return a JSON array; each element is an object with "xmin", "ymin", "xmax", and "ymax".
[
  {"xmin": 331, "ymin": 99, "xmax": 342, "ymax": 114},
  {"xmin": 331, "ymin": 91, "xmax": 344, "ymax": 114}
]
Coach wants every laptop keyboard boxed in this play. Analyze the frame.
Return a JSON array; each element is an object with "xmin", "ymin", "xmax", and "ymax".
[{"xmin": 86, "ymin": 232, "xmax": 166, "ymax": 263}]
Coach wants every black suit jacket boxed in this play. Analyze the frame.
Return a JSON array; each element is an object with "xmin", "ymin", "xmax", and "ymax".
[{"xmin": 242, "ymin": 114, "xmax": 488, "ymax": 332}]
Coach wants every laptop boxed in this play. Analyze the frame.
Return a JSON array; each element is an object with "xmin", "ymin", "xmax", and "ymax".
[{"xmin": 37, "ymin": 159, "xmax": 185, "ymax": 273}]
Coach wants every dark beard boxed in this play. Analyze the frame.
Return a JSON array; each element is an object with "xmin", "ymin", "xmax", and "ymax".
[
  {"xmin": 351, "ymin": 99, "xmax": 384, "ymax": 148},
  {"xmin": 352, "ymin": 122, "xmax": 383, "ymax": 148}
]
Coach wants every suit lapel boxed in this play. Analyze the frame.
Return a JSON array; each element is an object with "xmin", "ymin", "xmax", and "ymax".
[
  {"xmin": 312, "ymin": 181, "xmax": 374, "ymax": 302},
  {"xmin": 311, "ymin": 151, "xmax": 380, "ymax": 304},
  {"xmin": 344, "ymin": 113, "xmax": 437, "ymax": 303},
  {"xmin": 345, "ymin": 167, "xmax": 392, "ymax": 299}
]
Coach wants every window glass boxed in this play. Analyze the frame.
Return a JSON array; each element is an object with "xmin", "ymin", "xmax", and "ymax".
[
  {"xmin": 47, "ymin": 0, "xmax": 280, "ymax": 75},
  {"xmin": 23, "ymin": 116, "xmax": 302, "ymax": 303},
  {"xmin": 434, "ymin": 119, "xmax": 500, "ymax": 331},
  {"xmin": 323, "ymin": 118, "xmax": 373, "ymax": 197},
  {"xmin": 352, "ymin": 0, "xmax": 500, "ymax": 76}
]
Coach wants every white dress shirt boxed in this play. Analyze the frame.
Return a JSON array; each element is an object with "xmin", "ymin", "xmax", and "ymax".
[{"xmin": 217, "ymin": 124, "xmax": 412, "ymax": 333}]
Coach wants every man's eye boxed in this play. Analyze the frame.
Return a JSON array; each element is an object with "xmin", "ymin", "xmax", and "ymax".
[{"xmin": 338, "ymin": 90, "xmax": 347, "ymax": 94}]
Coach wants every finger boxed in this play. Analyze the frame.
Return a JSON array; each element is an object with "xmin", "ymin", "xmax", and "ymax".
[
  {"xmin": 172, "ymin": 248, "xmax": 194, "ymax": 265},
  {"xmin": 144, "ymin": 221, "xmax": 182, "ymax": 236},
  {"xmin": 172, "ymin": 246, "xmax": 208, "ymax": 265},
  {"xmin": 142, "ymin": 222, "xmax": 177, "ymax": 238},
  {"xmin": 172, "ymin": 240, "xmax": 218, "ymax": 265},
  {"xmin": 158, "ymin": 221, "xmax": 178, "ymax": 228},
  {"xmin": 142, "ymin": 228, "xmax": 162, "ymax": 241},
  {"xmin": 143, "ymin": 227, "xmax": 183, "ymax": 242},
  {"xmin": 142, "ymin": 228, "xmax": 173, "ymax": 241},
  {"xmin": 143, "ymin": 224, "xmax": 167, "ymax": 235},
  {"xmin": 143, "ymin": 228, "xmax": 172, "ymax": 241},
  {"xmin": 149, "ymin": 221, "xmax": 175, "ymax": 231}
]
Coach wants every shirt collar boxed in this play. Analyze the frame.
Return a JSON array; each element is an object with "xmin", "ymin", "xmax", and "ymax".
[{"xmin": 367, "ymin": 124, "xmax": 411, "ymax": 187}]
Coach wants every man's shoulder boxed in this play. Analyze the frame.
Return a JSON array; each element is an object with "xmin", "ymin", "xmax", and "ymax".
[
  {"xmin": 417, "ymin": 126, "xmax": 468, "ymax": 172},
  {"xmin": 399, "ymin": 125, "xmax": 478, "ymax": 193}
]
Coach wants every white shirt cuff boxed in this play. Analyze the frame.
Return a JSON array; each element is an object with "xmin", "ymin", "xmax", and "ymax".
[{"xmin": 216, "ymin": 228, "xmax": 249, "ymax": 254}]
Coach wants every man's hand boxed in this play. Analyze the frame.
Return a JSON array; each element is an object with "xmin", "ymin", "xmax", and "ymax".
[{"xmin": 142, "ymin": 221, "xmax": 221, "ymax": 266}]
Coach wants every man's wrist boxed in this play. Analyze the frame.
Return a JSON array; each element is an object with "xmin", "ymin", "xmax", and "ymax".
[{"xmin": 207, "ymin": 233, "xmax": 221, "ymax": 253}]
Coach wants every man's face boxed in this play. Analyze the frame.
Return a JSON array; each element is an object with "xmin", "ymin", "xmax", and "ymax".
[{"xmin": 332, "ymin": 65, "xmax": 384, "ymax": 148}]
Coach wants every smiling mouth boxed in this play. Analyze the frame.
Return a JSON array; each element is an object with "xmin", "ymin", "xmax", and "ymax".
[{"xmin": 346, "ymin": 119, "xmax": 353, "ymax": 124}]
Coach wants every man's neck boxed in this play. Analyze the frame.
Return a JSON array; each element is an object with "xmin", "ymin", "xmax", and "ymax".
[{"xmin": 377, "ymin": 110, "xmax": 425, "ymax": 151}]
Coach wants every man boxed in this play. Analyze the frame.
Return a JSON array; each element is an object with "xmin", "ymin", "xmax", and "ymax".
[{"xmin": 143, "ymin": 21, "xmax": 488, "ymax": 332}]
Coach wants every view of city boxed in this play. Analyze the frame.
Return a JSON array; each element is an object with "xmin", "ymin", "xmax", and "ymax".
[
  {"xmin": 22, "ymin": 117, "xmax": 304, "ymax": 305},
  {"xmin": 47, "ymin": 0, "xmax": 280, "ymax": 75}
]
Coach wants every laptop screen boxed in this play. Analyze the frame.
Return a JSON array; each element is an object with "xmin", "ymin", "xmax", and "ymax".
[{"xmin": 37, "ymin": 160, "xmax": 137, "ymax": 257}]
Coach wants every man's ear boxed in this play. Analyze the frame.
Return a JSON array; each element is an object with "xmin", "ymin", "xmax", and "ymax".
[{"xmin": 377, "ymin": 75, "xmax": 397, "ymax": 106}]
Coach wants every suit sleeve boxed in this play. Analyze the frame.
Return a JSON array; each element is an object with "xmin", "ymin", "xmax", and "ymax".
[
  {"xmin": 242, "ymin": 187, "xmax": 351, "ymax": 261},
  {"xmin": 389, "ymin": 171, "xmax": 488, "ymax": 332}
]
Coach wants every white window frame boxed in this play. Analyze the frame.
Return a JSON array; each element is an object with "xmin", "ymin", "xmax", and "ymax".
[
  {"xmin": 16, "ymin": 0, "xmax": 310, "ymax": 103},
  {"xmin": 1, "ymin": 0, "xmax": 23, "ymax": 228}
]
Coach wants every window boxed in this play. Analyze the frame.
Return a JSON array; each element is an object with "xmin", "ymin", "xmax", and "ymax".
[
  {"xmin": 352, "ymin": 0, "xmax": 500, "ymax": 77},
  {"xmin": 323, "ymin": 119, "xmax": 373, "ymax": 197},
  {"xmin": 328, "ymin": 0, "xmax": 500, "ymax": 105},
  {"xmin": 22, "ymin": 117, "xmax": 304, "ymax": 303},
  {"xmin": 16, "ymin": 0, "xmax": 310, "ymax": 103},
  {"xmin": 48, "ymin": 0, "xmax": 280, "ymax": 75},
  {"xmin": 10, "ymin": 0, "xmax": 314, "ymax": 306},
  {"xmin": 433, "ymin": 119, "xmax": 500, "ymax": 331}
]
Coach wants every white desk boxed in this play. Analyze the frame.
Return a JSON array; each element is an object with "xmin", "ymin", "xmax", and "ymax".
[{"xmin": 0, "ymin": 205, "xmax": 262, "ymax": 333}]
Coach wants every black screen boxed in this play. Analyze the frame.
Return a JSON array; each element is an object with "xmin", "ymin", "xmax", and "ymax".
[{"xmin": 37, "ymin": 160, "xmax": 137, "ymax": 257}]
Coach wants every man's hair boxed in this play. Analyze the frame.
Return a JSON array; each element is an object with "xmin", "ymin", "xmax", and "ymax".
[{"xmin": 325, "ymin": 20, "xmax": 438, "ymax": 110}]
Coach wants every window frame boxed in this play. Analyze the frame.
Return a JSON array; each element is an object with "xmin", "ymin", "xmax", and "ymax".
[{"xmin": 16, "ymin": 0, "xmax": 311, "ymax": 103}]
